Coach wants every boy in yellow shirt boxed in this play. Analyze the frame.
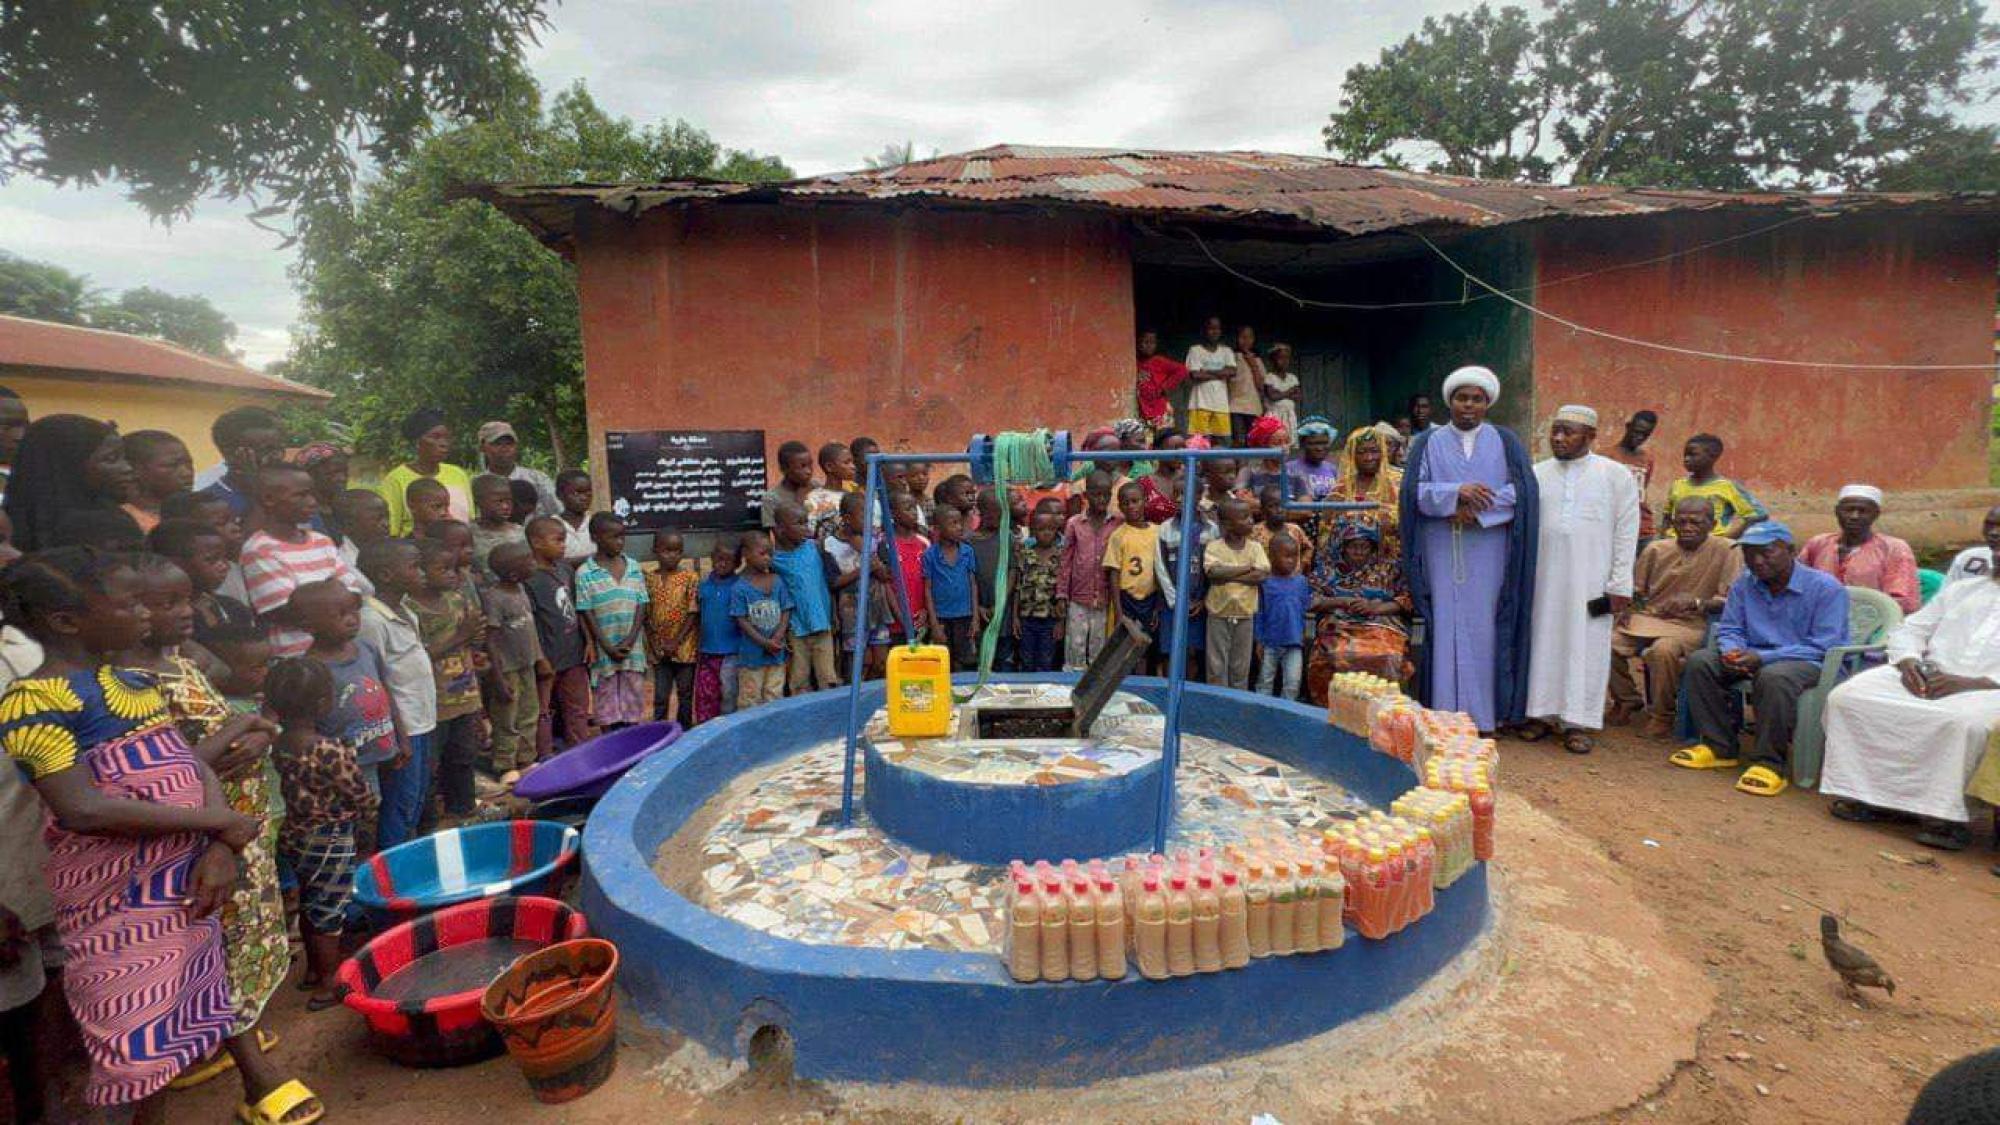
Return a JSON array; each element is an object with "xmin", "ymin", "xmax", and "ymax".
[
  {"xmin": 1103, "ymin": 482, "xmax": 1164, "ymax": 672},
  {"xmin": 1203, "ymin": 497, "xmax": 1269, "ymax": 691}
]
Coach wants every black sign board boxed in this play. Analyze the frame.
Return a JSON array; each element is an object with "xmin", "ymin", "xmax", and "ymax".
[{"xmin": 603, "ymin": 429, "xmax": 767, "ymax": 531}]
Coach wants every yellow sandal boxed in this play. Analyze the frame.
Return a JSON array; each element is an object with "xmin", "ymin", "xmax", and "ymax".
[
  {"xmin": 1735, "ymin": 765, "xmax": 1789, "ymax": 797},
  {"xmin": 238, "ymin": 1078, "xmax": 324, "ymax": 1125},
  {"xmin": 168, "ymin": 1030, "xmax": 280, "ymax": 1089},
  {"xmin": 1668, "ymin": 744, "xmax": 1741, "ymax": 770}
]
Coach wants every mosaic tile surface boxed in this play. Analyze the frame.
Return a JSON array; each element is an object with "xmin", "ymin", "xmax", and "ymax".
[
  {"xmin": 673, "ymin": 727, "xmax": 1375, "ymax": 953},
  {"xmin": 864, "ymin": 686, "xmax": 1163, "ymax": 786}
]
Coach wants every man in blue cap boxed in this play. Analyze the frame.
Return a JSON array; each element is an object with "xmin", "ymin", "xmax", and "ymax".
[{"xmin": 1671, "ymin": 519, "xmax": 1848, "ymax": 796}]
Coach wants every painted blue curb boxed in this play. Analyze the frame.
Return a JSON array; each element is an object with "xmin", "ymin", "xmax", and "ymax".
[{"xmin": 581, "ymin": 675, "xmax": 1491, "ymax": 1085}]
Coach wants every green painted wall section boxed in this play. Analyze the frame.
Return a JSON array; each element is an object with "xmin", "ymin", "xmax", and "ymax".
[{"xmin": 1133, "ymin": 229, "xmax": 1537, "ymax": 437}]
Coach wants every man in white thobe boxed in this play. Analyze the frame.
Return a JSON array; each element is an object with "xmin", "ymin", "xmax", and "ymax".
[
  {"xmin": 1524, "ymin": 405, "xmax": 1641, "ymax": 753},
  {"xmin": 1821, "ymin": 565, "xmax": 2000, "ymax": 850}
]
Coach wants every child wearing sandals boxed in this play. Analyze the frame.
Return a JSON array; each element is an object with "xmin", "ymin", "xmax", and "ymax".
[{"xmin": 267, "ymin": 655, "xmax": 377, "ymax": 1015}]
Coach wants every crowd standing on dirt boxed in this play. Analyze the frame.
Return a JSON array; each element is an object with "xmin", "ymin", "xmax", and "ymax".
[{"xmin": 0, "ymin": 312, "xmax": 1994, "ymax": 1120}]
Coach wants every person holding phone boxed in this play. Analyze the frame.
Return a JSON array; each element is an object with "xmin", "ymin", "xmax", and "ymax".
[{"xmin": 1520, "ymin": 404, "xmax": 1641, "ymax": 755}]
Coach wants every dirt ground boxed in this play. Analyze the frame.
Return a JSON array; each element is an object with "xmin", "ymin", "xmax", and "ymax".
[{"xmin": 150, "ymin": 726, "xmax": 1999, "ymax": 1122}]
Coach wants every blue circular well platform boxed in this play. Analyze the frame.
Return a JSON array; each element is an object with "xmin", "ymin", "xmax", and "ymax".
[{"xmin": 581, "ymin": 675, "xmax": 1491, "ymax": 1086}]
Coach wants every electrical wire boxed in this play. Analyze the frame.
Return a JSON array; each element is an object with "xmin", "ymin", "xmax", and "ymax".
[
  {"xmin": 1414, "ymin": 232, "xmax": 1999, "ymax": 371},
  {"xmin": 1181, "ymin": 212, "xmax": 1816, "ymax": 311}
]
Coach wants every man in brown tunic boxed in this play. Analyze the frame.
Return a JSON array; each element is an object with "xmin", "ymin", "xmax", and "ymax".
[{"xmin": 1610, "ymin": 496, "xmax": 1741, "ymax": 737}]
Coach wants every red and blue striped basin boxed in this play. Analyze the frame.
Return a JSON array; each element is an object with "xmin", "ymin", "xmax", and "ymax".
[
  {"xmin": 355, "ymin": 819, "xmax": 581, "ymax": 926},
  {"xmin": 336, "ymin": 895, "xmax": 589, "ymax": 1067}
]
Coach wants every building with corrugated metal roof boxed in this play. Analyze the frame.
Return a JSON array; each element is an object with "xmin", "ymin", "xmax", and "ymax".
[{"xmin": 473, "ymin": 145, "xmax": 2000, "ymax": 544}]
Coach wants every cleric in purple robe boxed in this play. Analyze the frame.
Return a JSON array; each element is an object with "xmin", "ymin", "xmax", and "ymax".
[{"xmin": 1398, "ymin": 365, "xmax": 1540, "ymax": 733}]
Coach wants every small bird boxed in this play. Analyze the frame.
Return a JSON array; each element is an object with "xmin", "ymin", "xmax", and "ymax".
[{"xmin": 1821, "ymin": 913, "xmax": 1895, "ymax": 998}]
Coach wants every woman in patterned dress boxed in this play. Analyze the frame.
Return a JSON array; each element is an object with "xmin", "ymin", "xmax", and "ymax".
[
  {"xmin": 1304, "ymin": 525, "xmax": 1415, "ymax": 706},
  {"xmin": 122, "ymin": 556, "xmax": 321, "ymax": 1124},
  {"xmin": 0, "ymin": 548, "xmax": 264, "ymax": 1120}
]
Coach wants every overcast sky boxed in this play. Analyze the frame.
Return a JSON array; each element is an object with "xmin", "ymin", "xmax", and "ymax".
[{"xmin": 0, "ymin": 0, "xmax": 1988, "ymax": 368}]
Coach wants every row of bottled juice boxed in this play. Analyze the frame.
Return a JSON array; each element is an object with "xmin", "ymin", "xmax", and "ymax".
[
  {"xmin": 1002, "ymin": 844, "xmax": 1349, "ymax": 984},
  {"xmin": 1321, "ymin": 813, "xmax": 1438, "ymax": 939},
  {"xmin": 1389, "ymin": 787, "xmax": 1478, "ymax": 888}
]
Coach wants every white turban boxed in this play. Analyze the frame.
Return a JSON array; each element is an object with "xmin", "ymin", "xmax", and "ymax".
[
  {"xmin": 1553, "ymin": 404, "xmax": 1599, "ymax": 428},
  {"xmin": 1442, "ymin": 365, "xmax": 1500, "ymax": 405},
  {"xmin": 1838, "ymin": 483, "xmax": 1884, "ymax": 506}
]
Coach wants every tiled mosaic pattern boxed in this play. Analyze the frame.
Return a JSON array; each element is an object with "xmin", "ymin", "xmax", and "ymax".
[
  {"xmin": 865, "ymin": 686, "xmax": 1162, "ymax": 786},
  {"xmin": 674, "ymin": 727, "xmax": 1375, "ymax": 953}
]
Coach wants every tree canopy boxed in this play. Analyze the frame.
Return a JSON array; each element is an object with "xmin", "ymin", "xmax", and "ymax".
[
  {"xmin": 0, "ymin": 253, "xmax": 239, "ymax": 356},
  {"xmin": 1323, "ymin": 0, "xmax": 2000, "ymax": 190},
  {"xmin": 286, "ymin": 83, "xmax": 791, "ymax": 470},
  {"xmin": 0, "ymin": 1, "xmax": 549, "ymax": 221}
]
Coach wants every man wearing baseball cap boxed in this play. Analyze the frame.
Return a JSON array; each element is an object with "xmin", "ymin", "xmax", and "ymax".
[
  {"xmin": 478, "ymin": 420, "xmax": 558, "ymax": 518},
  {"xmin": 1671, "ymin": 519, "xmax": 1849, "ymax": 796}
]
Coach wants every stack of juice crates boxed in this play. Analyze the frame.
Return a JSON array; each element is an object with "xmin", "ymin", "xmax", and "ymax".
[
  {"xmin": 1422, "ymin": 757, "xmax": 1496, "ymax": 861},
  {"xmin": 1326, "ymin": 673, "xmax": 1401, "ymax": 737},
  {"xmin": 1367, "ymin": 695, "xmax": 1420, "ymax": 762},
  {"xmin": 1321, "ymin": 813, "xmax": 1435, "ymax": 940},
  {"xmin": 1390, "ymin": 787, "xmax": 1477, "ymax": 888}
]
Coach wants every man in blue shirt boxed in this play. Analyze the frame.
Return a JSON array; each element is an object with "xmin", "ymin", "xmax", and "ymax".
[{"xmin": 1672, "ymin": 521, "xmax": 1848, "ymax": 796}]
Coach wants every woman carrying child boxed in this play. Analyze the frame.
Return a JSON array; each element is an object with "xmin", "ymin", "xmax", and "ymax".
[
  {"xmin": 1304, "ymin": 524, "xmax": 1414, "ymax": 705},
  {"xmin": 122, "ymin": 556, "xmax": 314, "ymax": 1122},
  {"xmin": 0, "ymin": 548, "xmax": 275, "ymax": 1120}
]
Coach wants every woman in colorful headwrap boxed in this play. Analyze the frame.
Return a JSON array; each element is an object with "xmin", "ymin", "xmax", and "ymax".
[
  {"xmin": 1285, "ymin": 416, "xmax": 1341, "ymax": 503},
  {"xmin": 1235, "ymin": 413, "xmax": 1290, "ymax": 498},
  {"xmin": 1305, "ymin": 524, "xmax": 1414, "ymax": 704},
  {"xmin": 1138, "ymin": 428, "xmax": 1188, "ymax": 524},
  {"xmin": 1320, "ymin": 424, "xmax": 1404, "ymax": 559},
  {"xmin": 1113, "ymin": 418, "xmax": 1154, "ymax": 479}
]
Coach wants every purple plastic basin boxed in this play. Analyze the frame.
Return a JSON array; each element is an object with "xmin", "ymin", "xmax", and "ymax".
[{"xmin": 513, "ymin": 721, "xmax": 682, "ymax": 802}]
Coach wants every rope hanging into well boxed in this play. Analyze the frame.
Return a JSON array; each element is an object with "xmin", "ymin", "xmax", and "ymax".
[{"xmin": 947, "ymin": 430, "xmax": 1056, "ymax": 701}]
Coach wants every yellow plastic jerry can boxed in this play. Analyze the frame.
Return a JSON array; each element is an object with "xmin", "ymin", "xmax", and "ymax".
[{"xmin": 886, "ymin": 644, "xmax": 954, "ymax": 738}]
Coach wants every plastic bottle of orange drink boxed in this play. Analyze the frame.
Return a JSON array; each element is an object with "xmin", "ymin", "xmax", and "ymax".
[
  {"xmin": 1165, "ymin": 873, "xmax": 1196, "ymax": 977},
  {"xmin": 1359, "ymin": 847, "xmax": 1389, "ymax": 939},
  {"xmin": 1218, "ymin": 868, "xmax": 1250, "ymax": 968},
  {"xmin": 1039, "ymin": 872, "xmax": 1069, "ymax": 982},
  {"xmin": 1007, "ymin": 878, "xmax": 1042, "ymax": 982},
  {"xmin": 1295, "ymin": 854, "xmax": 1322, "ymax": 953},
  {"xmin": 1134, "ymin": 873, "xmax": 1169, "ymax": 980},
  {"xmin": 1317, "ymin": 858, "xmax": 1346, "ymax": 951},
  {"xmin": 1067, "ymin": 875, "xmax": 1099, "ymax": 981},
  {"xmin": 1192, "ymin": 870, "xmax": 1222, "ymax": 973},
  {"xmin": 1269, "ymin": 858, "xmax": 1296, "ymax": 956},
  {"xmin": 1095, "ymin": 876, "xmax": 1127, "ymax": 980},
  {"xmin": 1244, "ymin": 857, "xmax": 1272, "ymax": 958}
]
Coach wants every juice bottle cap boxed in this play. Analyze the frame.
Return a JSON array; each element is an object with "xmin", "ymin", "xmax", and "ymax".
[
  {"xmin": 1061, "ymin": 858, "xmax": 1080, "ymax": 875},
  {"xmin": 1367, "ymin": 848, "xmax": 1386, "ymax": 861},
  {"xmin": 1123, "ymin": 855, "xmax": 1141, "ymax": 871}
]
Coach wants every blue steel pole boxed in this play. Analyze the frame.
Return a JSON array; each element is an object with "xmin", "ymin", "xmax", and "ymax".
[
  {"xmin": 1153, "ymin": 449, "xmax": 1204, "ymax": 854},
  {"xmin": 838, "ymin": 458, "xmax": 883, "ymax": 826}
]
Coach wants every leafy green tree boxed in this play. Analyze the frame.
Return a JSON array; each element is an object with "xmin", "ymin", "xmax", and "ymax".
[
  {"xmin": 89, "ymin": 287, "xmax": 238, "ymax": 357},
  {"xmin": 864, "ymin": 141, "xmax": 938, "ymax": 169},
  {"xmin": 1324, "ymin": 0, "xmax": 1998, "ymax": 190},
  {"xmin": 0, "ymin": 1, "xmax": 548, "ymax": 220},
  {"xmin": 287, "ymin": 83, "xmax": 791, "ymax": 470},
  {"xmin": 0, "ymin": 252, "xmax": 93, "ymax": 324}
]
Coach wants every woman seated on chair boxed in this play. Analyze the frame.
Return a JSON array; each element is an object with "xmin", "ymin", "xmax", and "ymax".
[
  {"xmin": 1304, "ymin": 524, "xmax": 1413, "ymax": 705},
  {"xmin": 1821, "ymin": 559, "xmax": 2000, "ymax": 851}
]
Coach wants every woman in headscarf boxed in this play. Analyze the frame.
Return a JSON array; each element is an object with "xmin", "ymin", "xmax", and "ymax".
[
  {"xmin": 1320, "ymin": 424, "xmax": 1404, "ymax": 559},
  {"xmin": 1235, "ymin": 414, "xmax": 1290, "ymax": 497},
  {"xmin": 1285, "ymin": 416, "xmax": 1341, "ymax": 504},
  {"xmin": 377, "ymin": 408, "xmax": 472, "ymax": 536},
  {"xmin": 3, "ymin": 414, "xmax": 138, "ymax": 552},
  {"xmin": 1113, "ymin": 418, "xmax": 1155, "ymax": 479},
  {"xmin": 1305, "ymin": 524, "xmax": 1414, "ymax": 704},
  {"xmin": 1138, "ymin": 427, "xmax": 1188, "ymax": 524}
]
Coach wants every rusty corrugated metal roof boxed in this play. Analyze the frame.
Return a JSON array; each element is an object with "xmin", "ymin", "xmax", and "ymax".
[{"xmin": 465, "ymin": 143, "xmax": 2000, "ymax": 247}]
